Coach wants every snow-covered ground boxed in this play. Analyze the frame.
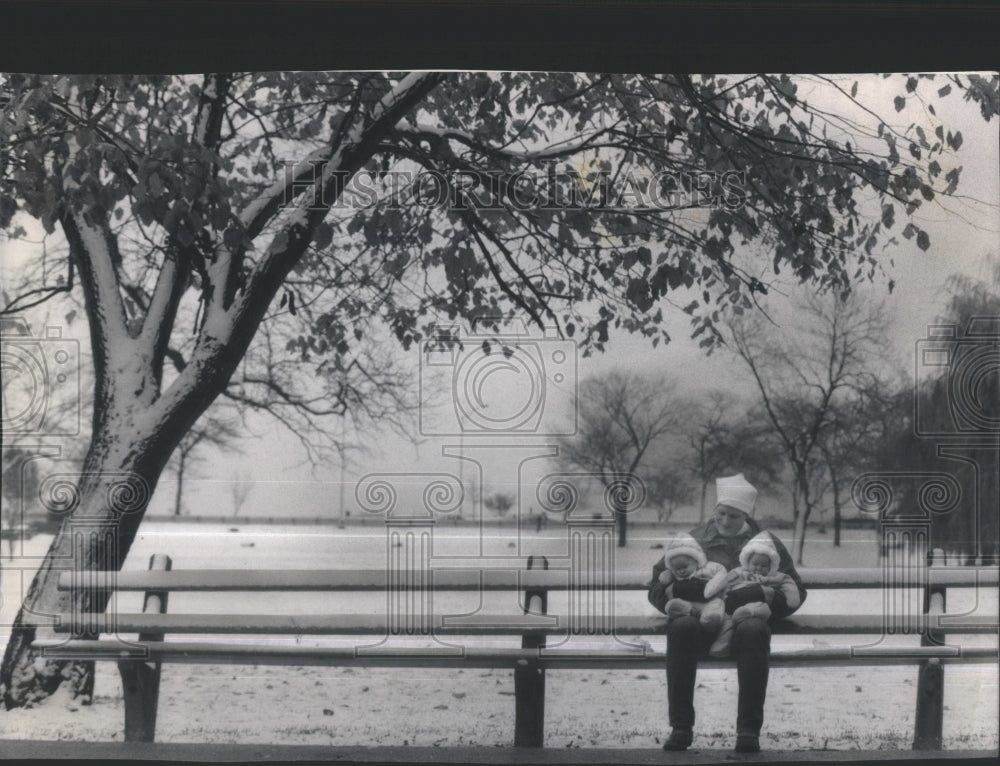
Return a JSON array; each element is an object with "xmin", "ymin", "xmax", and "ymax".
[{"xmin": 1, "ymin": 522, "xmax": 997, "ymax": 750}]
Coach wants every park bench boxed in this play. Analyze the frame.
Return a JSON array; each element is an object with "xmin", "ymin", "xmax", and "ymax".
[{"xmin": 30, "ymin": 551, "xmax": 998, "ymax": 753}]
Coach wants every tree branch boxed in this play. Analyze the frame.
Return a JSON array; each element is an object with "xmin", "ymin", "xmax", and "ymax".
[
  {"xmin": 0, "ymin": 259, "xmax": 74, "ymax": 315},
  {"xmin": 224, "ymin": 73, "xmax": 446, "ymax": 356},
  {"xmin": 58, "ymin": 203, "xmax": 130, "ymax": 384}
]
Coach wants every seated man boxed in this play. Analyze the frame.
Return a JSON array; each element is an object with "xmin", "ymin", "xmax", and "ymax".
[{"xmin": 648, "ymin": 473, "xmax": 806, "ymax": 753}]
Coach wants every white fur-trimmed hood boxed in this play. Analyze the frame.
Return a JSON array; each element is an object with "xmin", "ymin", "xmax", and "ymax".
[
  {"xmin": 664, "ymin": 532, "xmax": 708, "ymax": 570},
  {"xmin": 738, "ymin": 531, "xmax": 780, "ymax": 575}
]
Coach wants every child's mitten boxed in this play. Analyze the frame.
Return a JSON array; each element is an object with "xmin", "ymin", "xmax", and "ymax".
[
  {"xmin": 731, "ymin": 602, "xmax": 772, "ymax": 624},
  {"xmin": 665, "ymin": 598, "xmax": 694, "ymax": 621},
  {"xmin": 699, "ymin": 599, "xmax": 725, "ymax": 632}
]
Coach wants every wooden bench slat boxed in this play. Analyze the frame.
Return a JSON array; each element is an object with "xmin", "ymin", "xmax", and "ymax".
[
  {"xmin": 37, "ymin": 551, "xmax": 999, "ymax": 750},
  {"xmin": 30, "ymin": 612, "xmax": 1000, "ymax": 635},
  {"xmin": 4, "ymin": 740, "xmax": 997, "ymax": 763},
  {"xmin": 56, "ymin": 567, "xmax": 1000, "ymax": 592},
  {"xmin": 31, "ymin": 639, "xmax": 999, "ymax": 668}
]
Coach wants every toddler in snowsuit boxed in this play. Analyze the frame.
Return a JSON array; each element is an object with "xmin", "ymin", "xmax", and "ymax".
[
  {"xmin": 705, "ymin": 531, "xmax": 801, "ymax": 658},
  {"xmin": 655, "ymin": 533, "xmax": 728, "ymax": 634}
]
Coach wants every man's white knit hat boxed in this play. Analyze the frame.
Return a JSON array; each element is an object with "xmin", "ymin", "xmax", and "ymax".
[{"xmin": 715, "ymin": 473, "xmax": 758, "ymax": 516}]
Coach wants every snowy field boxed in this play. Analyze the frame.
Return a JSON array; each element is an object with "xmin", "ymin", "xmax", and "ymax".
[{"xmin": 1, "ymin": 521, "xmax": 997, "ymax": 750}]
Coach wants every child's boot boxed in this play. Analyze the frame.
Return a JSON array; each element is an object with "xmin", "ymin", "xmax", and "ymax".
[{"xmin": 708, "ymin": 616, "xmax": 734, "ymax": 658}]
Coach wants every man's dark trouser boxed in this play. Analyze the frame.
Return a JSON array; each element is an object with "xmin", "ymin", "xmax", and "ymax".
[{"xmin": 666, "ymin": 615, "xmax": 771, "ymax": 735}]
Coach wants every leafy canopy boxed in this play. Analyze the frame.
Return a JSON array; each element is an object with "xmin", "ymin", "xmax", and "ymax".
[{"xmin": 1, "ymin": 72, "xmax": 994, "ymax": 395}]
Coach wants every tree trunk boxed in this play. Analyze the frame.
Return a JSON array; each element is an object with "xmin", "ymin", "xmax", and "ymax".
[
  {"xmin": 831, "ymin": 476, "xmax": 842, "ymax": 547},
  {"xmin": 173, "ymin": 451, "xmax": 185, "ymax": 517},
  {"xmin": 788, "ymin": 482, "xmax": 801, "ymax": 559},
  {"xmin": 0, "ymin": 424, "xmax": 175, "ymax": 709},
  {"xmin": 4, "ymin": 508, "xmax": 13, "ymax": 561},
  {"xmin": 792, "ymin": 465, "xmax": 812, "ymax": 565},
  {"xmin": 794, "ymin": 501, "xmax": 812, "ymax": 565},
  {"xmin": 698, "ymin": 481, "xmax": 708, "ymax": 525}
]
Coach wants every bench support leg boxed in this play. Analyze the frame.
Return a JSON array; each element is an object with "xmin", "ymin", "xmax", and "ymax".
[
  {"xmin": 914, "ymin": 550, "xmax": 945, "ymax": 750},
  {"xmin": 913, "ymin": 658, "xmax": 944, "ymax": 750},
  {"xmin": 116, "ymin": 553, "xmax": 171, "ymax": 743},
  {"xmin": 118, "ymin": 660, "xmax": 162, "ymax": 743},
  {"xmin": 514, "ymin": 645, "xmax": 545, "ymax": 747},
  {"xmin": 515, "ymin": 556, "xmax": 547, "ymax": 747}
]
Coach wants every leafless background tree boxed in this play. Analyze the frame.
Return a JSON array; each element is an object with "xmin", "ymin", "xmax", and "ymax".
[
  {"xmin": 167, "ymin": 413, "xmax": 242, "ymax": 516},
  {"xmin": 682, "ymin": 391, "xmax": 784, "ymax": 523},
  {"xmin": 558, "ymin": 371, "xmax": 688, "ymax": 546},
  {"xmin": 728, "ymin": 293, "xmax": 891, "ymax": 562},
  {"xmin": 229, "ymin": 473, "xmax": 253, "ymax": 517}
]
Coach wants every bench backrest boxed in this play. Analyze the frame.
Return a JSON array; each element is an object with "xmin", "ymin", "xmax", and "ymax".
[{"xmin": 55, "ymin": 566, "xmax": 1000, "ymax": 591}]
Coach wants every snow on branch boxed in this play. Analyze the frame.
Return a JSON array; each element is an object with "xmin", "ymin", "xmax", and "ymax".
[
  {"xmin": 137, "ymin": 251, "xmax": 190, "ymax": 385},
  {"xmin": 155, "ymin": 73, "xmax": 445, "ymax": 439},
  {"xmin": 232, "ymin": 74, "xmax": 444, "ymax": 328},
  {"xmin": 59, "ymin": 207, "xmax": 131, "ymax": 367},
  {"xmin": 238, "ymin": 146, "xmax": 331, "ymax": 237},
  {"xmin": 396, "ymin": 120, "xmax": 613, "ymax": 161},
  {"xmin": 191, "ymin": 73, "xmax": 231, "ymax": 149},
  {"xmin": 239, "ymin": 74, "xmax": 445, "ymax": 240}
]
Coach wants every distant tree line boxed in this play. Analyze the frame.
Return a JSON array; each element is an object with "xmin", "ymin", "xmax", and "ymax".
[
  {"xmin": 873, "ymin": 267, "xmax": 1000, "ymax": 564},
  {"xmin": 558, "ymin": 265, "xmax": 998, "ymax": 564}
]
